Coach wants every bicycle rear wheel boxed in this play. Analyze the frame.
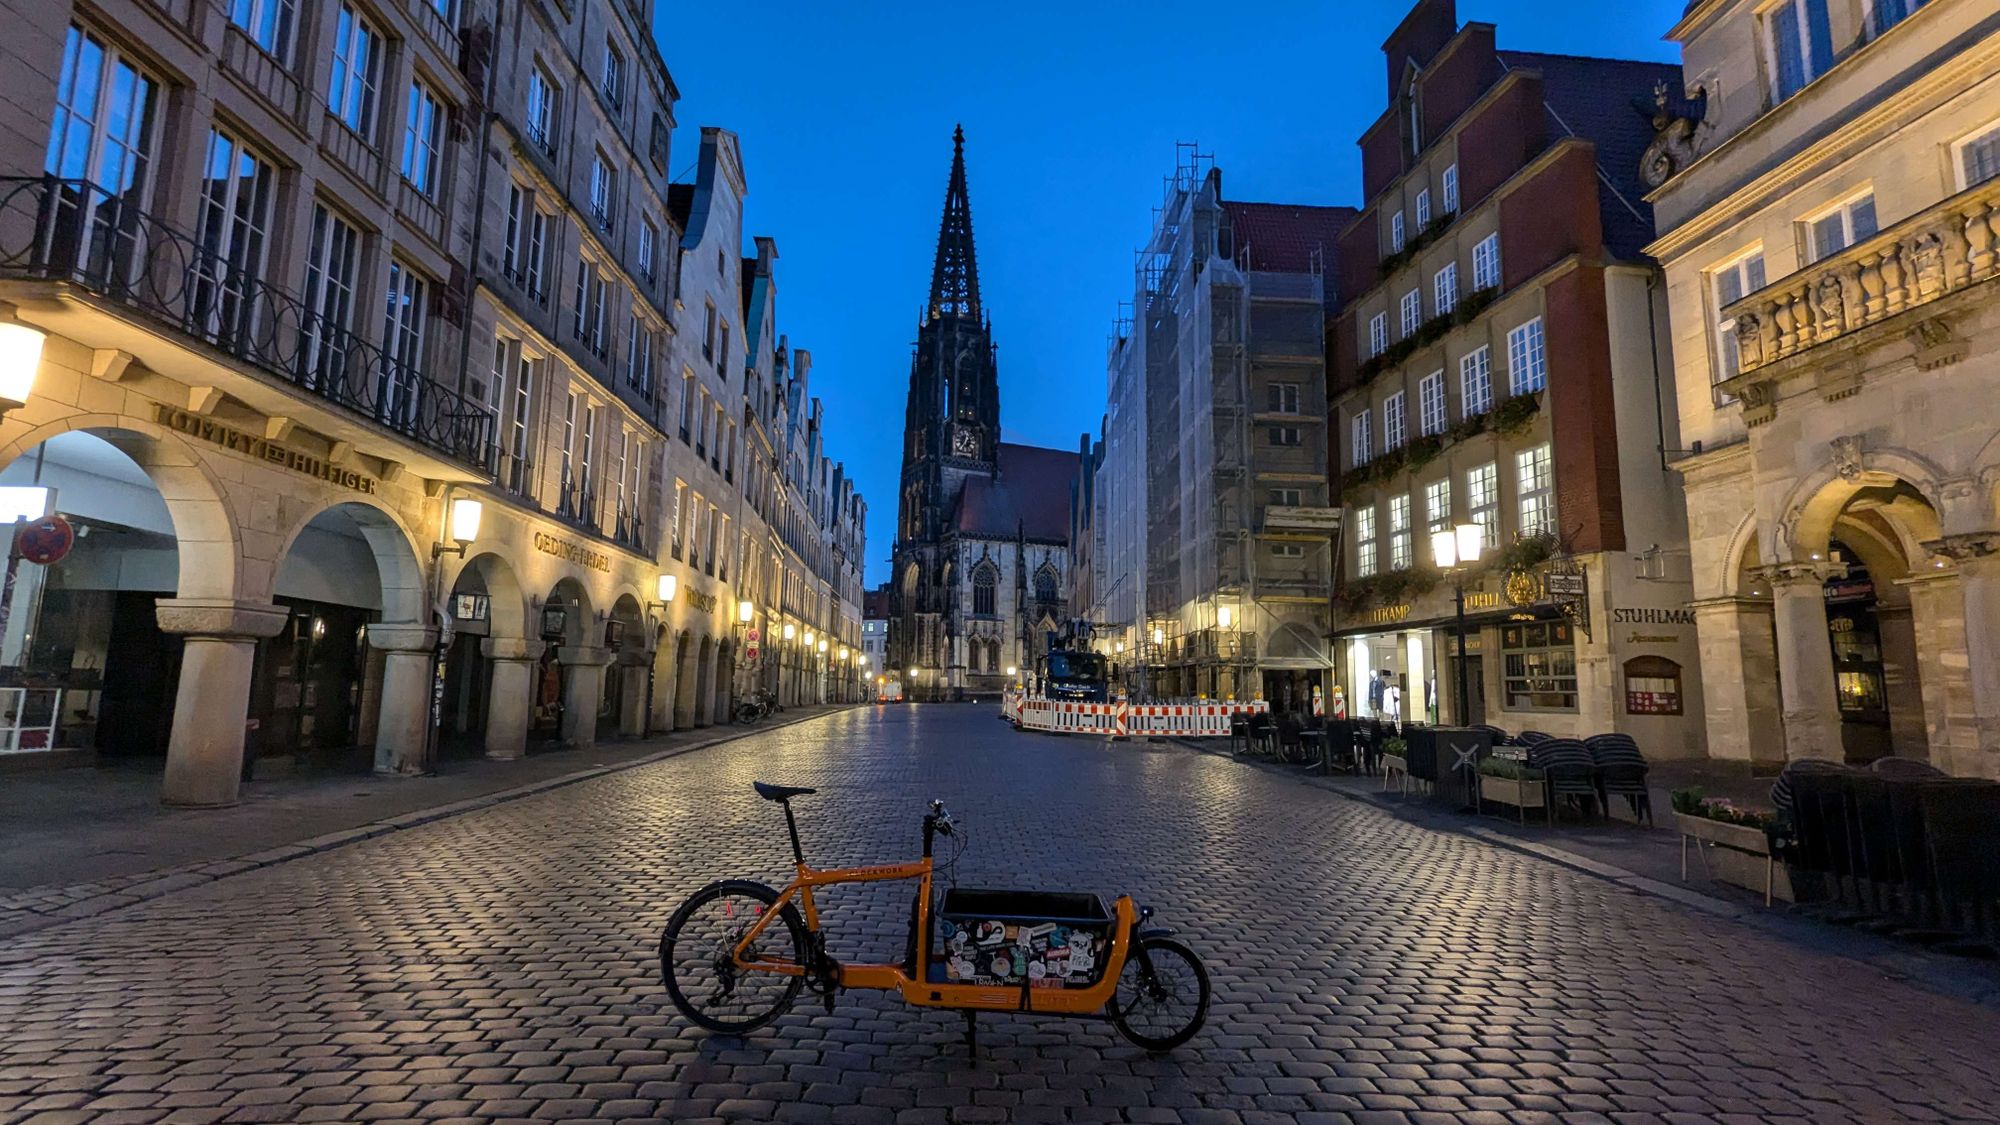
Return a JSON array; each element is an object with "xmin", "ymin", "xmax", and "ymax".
[
  {"xmin": 1108, "ymin": 937, "xmax": 1210, "ymax": 1051},
  {"xmin": 660, "ymin": 880, "xmax": 806, "ymax": 1034}
]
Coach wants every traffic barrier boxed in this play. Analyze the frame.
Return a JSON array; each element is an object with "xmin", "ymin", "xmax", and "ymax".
[{"xmin": 1005, "ymin": 693, "xmax": 1268, "ymax": 737}]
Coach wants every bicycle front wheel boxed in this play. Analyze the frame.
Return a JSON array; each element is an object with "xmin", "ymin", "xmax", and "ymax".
[
  {"xmin": 1108, "ymin": 937, "xmax": 1210, "ymax": 1051},
  {"xmin": 660, "ymin": 880, "xmax": 806, "ymax": 1034}
]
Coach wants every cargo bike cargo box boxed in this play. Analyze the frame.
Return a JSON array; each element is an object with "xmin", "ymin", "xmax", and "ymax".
[{"xmin": 933, "ymin": 888, "xmax": 1115, "ymax": 990}]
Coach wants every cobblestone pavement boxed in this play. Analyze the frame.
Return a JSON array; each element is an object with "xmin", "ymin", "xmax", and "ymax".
[{"xmin": 2, "ymin": 705, "xmax": 1998, "ymax": 1124}]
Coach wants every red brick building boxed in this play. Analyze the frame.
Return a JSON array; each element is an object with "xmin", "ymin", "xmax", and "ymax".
[{"xmin": 1327, "ymin": 0, "xmax": 1706, "ymax": 755}]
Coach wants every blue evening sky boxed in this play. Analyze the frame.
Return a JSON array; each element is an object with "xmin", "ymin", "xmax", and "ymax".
[{"xmin": 655, "ymin": 1, "xmax": 1685, "ymax": 586}]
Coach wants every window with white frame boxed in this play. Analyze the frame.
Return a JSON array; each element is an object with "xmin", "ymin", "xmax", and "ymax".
[
  {"xmin": 526, "ymin": 64, "xmax": 559, "ymax": 154},
  {"xmin": 638, "ymin": 216, "xmax": 657, "ymax": 282},
  {"xmin": 1507, "ymin": 318, "xmax": 1547, "ymax": 394},
  {"xmin": 1472, "ymin": 233, "xmax": 1501, "ymax": 291},
  {"xmin": 503, "ymin": 184, "xmax": 524, "ymax": 278},
  {"xmin": 1351, "ymin": 412, "xmax": 1372, "ymax": 466},
  {"xmin": 1383, "ymin": 391, "xmax": 1407, "ymax": 451},
  {"xmin": 1468, "ymin": 462, "xmax": 1499, "ymax": 548},
  {"xmin": 527, "ymin": 207, "xmax": 551, "ymax": 299},
  {"xmin": 678, "ymin": 370, "xmax": 693, "ymax": 440},
  {"xmin": 505, "ymin": 345, "xmax": 535, "ymax": 488},
  {"xmin": 47, "ymin": 25, "xmax": 163, "ymax": 203},
  {"xmin": 381, "ymin": 262, "xmax": 427, "ymax": 426},
  {"xmin": 1442, "ymin": 164, "xmax": 1459, "ymax": 213},
  {"xmin": 327, "ymin": 5, "xmax": 381, "ymax": 138},
  {"xmin": 192, "ymin": 128, "xmax": 275, "ymax": 338},
  {"xmin": 671, "ymin": 480, "xmax": 686, "ymax": 556},
  {"xmin": 1424, "ymin": 478, "xmax": 1451, "ymax": 536},
  {"xmin": 1415, "ymin": 188, "xmax": 1431, "ymax": 228},
  {"xmin": 1354, "ymin": 505, "xmax": 1377, "ymax": 578},
  {"xmin": 301, "ymin": 203, "xmax": 359, "ymax": 384},
  {"xmin": 1390, "ymin": 211, "xmax": 1406, "ymax": 254},
  {"xmin": 1266, "ymin": 425, "xmax": 1302, "ymax": 447},
  {"xmin": 1388, "ymin": 494, "xmax": 1412, "ymax": 570},
  {"xmin": 602, "ymin": 41, "xmax": 625, "ymax": 106},
  {"xmin": 1460, "ymin": 346, "xmax": 1493, "ymax": 415},
  {"xmin": 1956, "ymin": 120, "xmax": 2000, "ymax": 189},
  {"xmin": 1368, "ymin": 313, "xmax": 1387, "ymax": 359},
  {"xmin": 1271, "ymin": 543, "xmax": 1306, "ymax": 559},
  {"xmin": 400, "ymin": 80, "xmax": 445, "ymax": 197},
  {"xmin": 1710, "ymin": 249, "xmax": 1766, "ymax": 388},
  {"xmin": 1517, "ymin": 443, "xmax": 1554, "ymax": 535},
  {"xmin": 1400, "ymin": 289, "xmax": 1422, "ymax": 336},
  {"xmin": 589, "ymin": 150, "xmax": 617, "ymax": 230},
  {"xmin": 1267, "ymin": 381, "xmax": 1301, "ymax": 413},
  {"xmin": 1869, "ymin": 0, "xmax": 1928, "ymax": 37},
  {"xmin": 1767, "ymin": 0, "xmax": 1834, "ymax": 102},
  {"xmin": 625, "ymin": 309, "xmax": 654, "ymax": 395},
  {"xmin": 230, "ymin": 0, "xmax": 295, "ymax": 60},
  {"xmin": 1417, "ymin": 371, "xmax": 1446, "ymax": 436},
  {"xmin": 1433, "ymin": 261, "xmax": 1457, "ymax": 316},
  {"xmin": 1269, "ymin": 487, "xmax": 1304, "ymax": 508},
  {"xmin": 1805, "ymin": 193, "xmax": 1877, "ymax": 262}
]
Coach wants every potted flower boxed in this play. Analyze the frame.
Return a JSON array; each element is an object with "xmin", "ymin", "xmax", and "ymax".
[
  {"xmin": 1380, "ymin": 735, "xmax": 1409, "ymax": 789},
  {"xmin": 1670, "ymin": 789, "xmax": 1793, "ymax": 903},
  {"xmin": 1477, "ymin": 756, "xmax": 1547, "ymax": 824}
]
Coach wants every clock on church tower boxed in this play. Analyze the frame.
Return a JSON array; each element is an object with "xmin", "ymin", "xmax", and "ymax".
[{"xmin": 951, "ymin": 424, "xmax": 980, "ymax": 459}]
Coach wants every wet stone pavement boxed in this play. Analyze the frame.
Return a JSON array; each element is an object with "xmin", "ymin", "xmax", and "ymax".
[{"xmin": 2, "ymin": 705, "xmax": 1998, "ymax": 1124}]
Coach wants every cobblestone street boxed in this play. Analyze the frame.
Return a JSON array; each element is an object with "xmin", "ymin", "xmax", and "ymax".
[{"xmin": 3, "ymin": 705, "xmax": 1998, "ymax": 1124}]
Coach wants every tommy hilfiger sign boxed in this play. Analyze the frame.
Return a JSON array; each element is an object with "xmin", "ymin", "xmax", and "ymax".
[{"xmin": 153, "ymin": 404, "xmax": 379, "ymax": 493}]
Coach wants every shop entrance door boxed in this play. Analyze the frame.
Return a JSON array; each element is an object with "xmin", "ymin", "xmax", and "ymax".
[
  {"xmin": 96, "ymin": 591, "xmax": 182, "ymax": 759},
  {"xmin": 1460, "ymin": 655, "xmax": 1486, "ymax": 727},
  {"xmin": 438, "ymin": 634, "xmax": 489, "ymax": 760}
]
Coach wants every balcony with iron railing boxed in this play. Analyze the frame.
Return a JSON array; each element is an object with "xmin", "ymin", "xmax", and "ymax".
[
  {"xmin": 556, "ymin": 473, "xmax": 597, "ymax": 531},
  {"xmin": 1721, "ymin": 176, "xmax": 2000, "ymax": 410},
  {"xmin": 0, "ymin": 176, "xmax": 492, "ymax": 473},
  {"xmin": 612, "ymin": 503, "xmax": 645, "ymax": 551}
]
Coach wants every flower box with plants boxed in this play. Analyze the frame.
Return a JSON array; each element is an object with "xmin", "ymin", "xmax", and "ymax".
[
  {"xmin": 1476, "ymin": 757, "xmax": 1546, "ymax": 822},
  {"xmin": 1670, "ymin": 789, "xmax": 1793, "ymax": 903},
  {"xmin": 1379, "ymin": 736, "xmax": 1409, "ymax": 783}
]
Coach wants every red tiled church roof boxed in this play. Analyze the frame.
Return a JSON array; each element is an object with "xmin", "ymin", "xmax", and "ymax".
[{"xmin": 954, "ymin": 443, "xmax": 1080, "ymax": 543}]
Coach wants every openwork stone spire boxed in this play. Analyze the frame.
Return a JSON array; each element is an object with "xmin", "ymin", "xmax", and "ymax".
[{"xmin": 928, "ymin": 125, "xmax": 982, "ymax": 321}]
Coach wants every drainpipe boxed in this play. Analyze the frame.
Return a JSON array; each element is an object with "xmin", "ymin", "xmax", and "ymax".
[{"xmin": 1646, "ymin": 269, "xmax": 1671, "ymax": 474}]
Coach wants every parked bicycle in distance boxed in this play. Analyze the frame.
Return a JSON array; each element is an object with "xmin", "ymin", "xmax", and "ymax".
[{"xmin": 733, "ymin": 690, "xmax": 781, "ymax": 725}]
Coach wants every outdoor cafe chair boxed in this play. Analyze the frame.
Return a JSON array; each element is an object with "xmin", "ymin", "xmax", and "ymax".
[
  {"xmin": 1586, "ymin": 733, "xmax": 1653, "ymax": 825},
  {"xmin": 1529, "ymin": 737, "xmax": 1600, "ymax": 821}
]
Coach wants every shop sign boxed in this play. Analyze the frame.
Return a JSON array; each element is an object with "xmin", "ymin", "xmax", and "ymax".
[
  {"xmin": 1464, "ymin": 590, "xmax": 1502, "ymax": 611},
  {"xmin": 685, "ymin": 588, "xmax": 717, "ymax": 613},
  {"xmin": 452, "ymin": 593, "xmax": 490, "ymax": 622},
  {"xmin": 1361, "ymin": 604, "xmax": 1411, "ymax": 626},
  {"xmin": 153, "ymin": 404, "xmax": 378, "ymax": 493},
  {"xmin": 532, "ymin": 531, "xmax": 611, "ymax": 573},
  {"xmin": 1612, "ymin": 607, "xmax": 1695, "ymax": 625}
]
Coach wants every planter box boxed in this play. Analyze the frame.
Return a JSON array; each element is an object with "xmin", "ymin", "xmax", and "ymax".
[
  {"xmin": 1380, "ymin": 753, "xmax": 1408, "ymax": 777},
  {"xmin": 1478, "ymin": 774, "xmax": 1547, "ymax": 823},
  {"xmin": 1674, "ymin": 812, "xmax": 1794, "ymax": 903}
]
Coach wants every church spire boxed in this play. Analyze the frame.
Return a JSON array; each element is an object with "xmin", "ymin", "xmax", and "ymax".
[{"xmin": 928, "ymin": 125, "xmax": 982, "ymax": 322}]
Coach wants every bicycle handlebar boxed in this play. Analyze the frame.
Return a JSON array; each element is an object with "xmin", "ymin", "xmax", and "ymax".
[{"xmin": 923, "ymin": 800, "xmax": 955, "ymax": 856}]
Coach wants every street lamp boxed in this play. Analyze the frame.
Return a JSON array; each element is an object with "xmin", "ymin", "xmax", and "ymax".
[
  {"xmin": 1431, "ymin": 522, "xmax": 1488, "ymax": 725},
  {"xmin": 804, "ymin": 630, "xmax": 815, "ymax": 648},
  {"xmin": 1217, "ymin": 605, "xmax": 1234, "ymax": 629},
  {"xmin": 433, "ymin": 496, "xmax": 483, "ymax": 557},
  {"xmin": 783, "ymin": 623, "xmax": 796, "ymax": 641},
  {"xmin": 737, "ymin": 599, "xmax": 754, "ymax": 623},
  {"xmin": 0, "ymin": 308, "xmax": 46, "ymax": 419}
]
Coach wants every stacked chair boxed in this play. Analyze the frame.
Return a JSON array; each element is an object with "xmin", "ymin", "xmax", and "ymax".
[
  {"xmin": 1527, "ymin": 737, "xmax": 1600, "ymax": 821},
  {"xmin": 1585, "ymin": 733, "xmax": 1654, "ymax": 825}
]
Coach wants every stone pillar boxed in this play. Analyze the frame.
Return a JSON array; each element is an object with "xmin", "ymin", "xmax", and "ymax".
[
  {"xmin": 558, "ymin": 645, "xmax": 610, "ymax": 749},
  {"xmin": 649, "ymin": 637, "xmax": 676, "ymax": 733},
  {"xmin": 618, "ymin": 655, "xmax": 648, "ymax": 737},
  {"xmin": 1691, "ymin": 597, "xmax": 1783, "ymax": 765},
  {"xmin": 481, "ymin": 637, "xmax": 543, "ymax": 760},
  {"xmin": 1943, "ymin": 536, "xmax": 2000, "ymax": 777},
  {"xmin": 1765, "ymin": 565, "xmax": 1843, "ymax": 761},
  {"xmin": 155, "ymin": 599, "xmax": 290, "ymax": 808},
  {"xmin": 367, "ymin": 623, "xmax": 439, "ymax": 776}
]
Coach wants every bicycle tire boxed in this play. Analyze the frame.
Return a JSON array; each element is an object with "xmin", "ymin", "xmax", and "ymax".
[
  {"xmin": 1108, "ymin": 937, "xmax": 1210, "ymax": 1051},
  {"xmin": 660, "ymin": 879, "xmax": 807, "ymax": 1034}
]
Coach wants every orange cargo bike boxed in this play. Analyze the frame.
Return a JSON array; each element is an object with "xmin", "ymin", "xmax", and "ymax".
[{"xmin": 659, "ymin": 783, "xmax": 1210, "ymax": 1052}]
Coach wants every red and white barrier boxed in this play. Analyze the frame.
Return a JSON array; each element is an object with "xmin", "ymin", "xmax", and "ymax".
[{"xmin": 1003, "ymin": 691, "xmax": 1268, "ymax": 737}]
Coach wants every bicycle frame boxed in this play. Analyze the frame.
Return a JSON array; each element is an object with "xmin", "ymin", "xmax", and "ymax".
[{"xmin": 726, "ymin": 820, "xmax": 1140, "ymax": 1015}]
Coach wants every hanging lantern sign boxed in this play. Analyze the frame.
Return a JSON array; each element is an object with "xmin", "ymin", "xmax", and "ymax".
[{"xmin": 15, "ymin": 514, "xmax": 73, "ymax": 565}]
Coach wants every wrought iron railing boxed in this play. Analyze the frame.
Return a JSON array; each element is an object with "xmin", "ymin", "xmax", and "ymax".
[
  {"xmin": 0, "ymin": 176, "xmax": 493, "ymax": 472},
  {"xmin": 556, "ymin": 473, "xmax": 596, "ymax": 529},
  {"xmin": 613, "ymin": 503, "xmax": 645, "ymax": 550}
]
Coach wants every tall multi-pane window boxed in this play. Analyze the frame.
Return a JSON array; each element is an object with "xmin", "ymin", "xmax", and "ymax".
[
  {"xmin": 1507, "ymin": 318, "xmax": 1547, "ymax": 394},
  {"xmin": 1442, "ymin": 164, "xmax": 1459, "ymax": 212},
  {"xmin": 1382, "ymin": 391, "xmax": 1407, "ymax": 452},
  {"xmin": 230, "ymin": 0, "xmax": 295, "ymax": 59},
  {"xmin": 1388, "ymin": 495, "xmax": 1412, "ymax": 571},
  {"xmin": 381, "ymin": 262, "xmax": 428, "ymax": 428},
  {"xmin": 558, "ymin": 393, "xmax": 578, "ymax": 506},
  {"xmin": 1354, "ymin": 505, "xmax": 1377, "ymax": 578},
  {"xmin": 1768, "ymin": 0, "xmax": 1834, "ymax": 101},
  {"xmin": 612, "ymin": 426, "xmax": 632, "ymax": 529},
  {"xmin": 1367, "ymin": 313, "xmax": 1387, "ymax": 359},
  {"xmin": 1869, "ymin": 0, "xmax": 1928, "ymax": 37},
  {"xmin": 679, "ymin": 371, "xmax": 694, "ymax": 440},
  {"xmin": 1417, "ymin": 371, "xmax": 1446, "ymax": 436},
  {"xmin": 1351, "ymin": 412, "xmax": 1372, "ymax": 467},
  {"xmin": 401, "ymin": 81, "xmax": 445, "ymax": 197},
  {"xmin": 1516, "ymin": 443, "xmax": 1554, "ymax": 536},
  {"xmin": 301, "ymin": 204, "xmax": 359, "ymax": 387},
  {"xmin": 1460, "ymin": 346, "xmax": 1492, "ymax": 416},
  {"xmin": 602, "ymin": 43, "xmax": 625, "ymax": 105},
  {"xmin": 526, "ymin": 65, "xmax": 559, "ymax": 154},
  {"xmin": 672, "ymin": 480, "xmax": 687, "ymax": 557},
  {"xmin": 327, "ymin": 5, "xmax": 382, "ymax": 137},
  {"xmin": 589, "ymin": 151, "xmax": 617, "ymax": 230},
  {"xmin": 1806, "ymin": 193, "xmax": 1877, "ymax": 262},
  {"xmin": 719, "ymin": 322, "xmax": 731, "ymax": 373},
  {"xmin": 1400, "ymin": 289, "xmax": 1422, "ymax": 336},
  {"xmin": 1424, "ymin": 479, "xmax": 1452, "ymax": 537},
  {"xmin": 1956, "ymin": 121, "xmax": 2000, "ymax": 189},
  {"xmin": 503, "ymin": 184, "xmax": 524, "ymax": 277},
  {"xmin": 1472, "ymin": 233, "xmax": 1501, "ymax": 291},
  {"xmin": 47, "ymin": 24, "xmax": 162, "ymax": 224},
  {"xmin": 192, "ymin": 128, "xmax": 275, "ymax": 341},
  {"xmin": 1710, "ymin": 250, "xmax": 1766, "ymax": 388},
  {"xmin": 626, "ymin": 315, "xmax": 654, "ymax": 396},
  {"xmin": 1467, "ymin": 462, "xmax": 1499, "ymax": 548},
  {"xmin": 638, "ymin": 217, "xmax": 657, "ymax": 282},
  {"xmin": 702, "ymin": 303, "xmax": 716, "ymax": 360},
  {"xmin": 1390, "ymin": 211, "xmax": 1406, "ymax": 254},
  {"xmin": 1433, "ymin": 262, "xmax": 1457, "ymax": 316},
  {"xmin": 507, "ymin": 347, "xmax": 535, "ymax": 492},
  {"xmin": 578, "ymin": 402, "xmax": 596, "ymax": 522},
  {"xmin": 1415, "ymin": 188, "xmax": 1431, "ymax": 228},
  {"xmin": 526, "ymin": 208, "xmax": 550, "ymax": 299},
  {"xmin": 973, "ymin": 567, "xmax": 997, "ymax": 616},
  {"xmin": 572, "ymin": 258, "xmax": 606, "ymax": 354}
]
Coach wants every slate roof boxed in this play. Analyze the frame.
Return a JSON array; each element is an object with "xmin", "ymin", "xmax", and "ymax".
[
  {"xmin": 1223, "ymin": 201, "xmax": 1358, "ymax": 276},
  {"xmin": 954, "ymin": 443, "xmax": 1080, "ymax": 543},
  {"xmin": 1497, "ymin": 51, "xmax": 1683, "ymax": 261}
]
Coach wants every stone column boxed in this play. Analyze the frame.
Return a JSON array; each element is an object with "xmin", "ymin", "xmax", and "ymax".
[
  {"xmin": 154, "ymin": 599, "xmax": 290, "ymax": 808},
  {"xmin": 1764, "ymin": 564, "xmax": 1843, "ymax": 761},
  {"xmin": 481, "ymin": 637, "xmax": 543, "ymax": 760},
  {"xmin": 1942, "ymin": 535, "xmax": 2000, "ymax": 777},
  {"xmin": 1691, "ymin": 597, "xmax": 1783, "ymax": 765},
  {"xmin": 649, "ymin": 637, "xmax": 677, "ymax": 733},
  {"xmin": 367, "ymin": 623, "xmax": 439, "ymax": 776},
  {"xmin": 618, "ymin": 654, "xmax": 648, "ymax": 737},
  {"xmin": 557, "ymin": 645, "xmax": 609, "ymax": 749}
]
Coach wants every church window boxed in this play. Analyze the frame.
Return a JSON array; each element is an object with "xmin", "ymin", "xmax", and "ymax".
[
  {"xmin": 1034, "ymin": 565, "xmax": 1059, "ymax": 605},
  {"xmin": 973, "ymin": 564, "xmax": 997, "ymax": 616}
]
